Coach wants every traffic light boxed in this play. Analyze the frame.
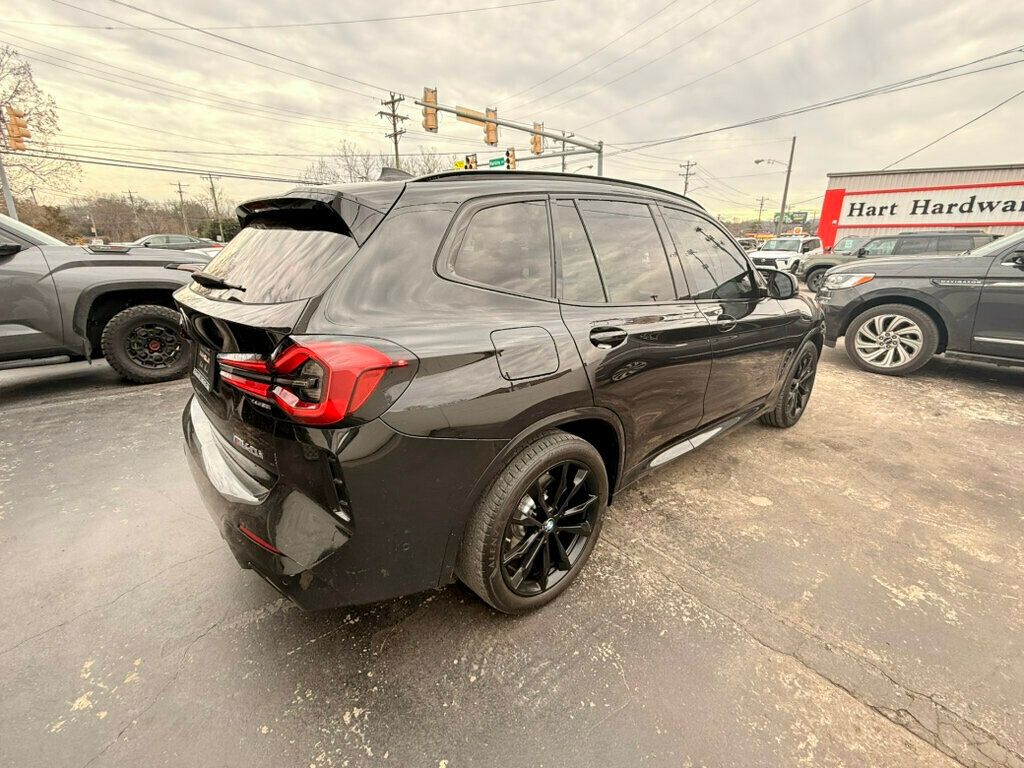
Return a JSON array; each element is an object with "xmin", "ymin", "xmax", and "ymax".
[
  {"xmin": 421, "ymin": 87, "xmax": 438, "ymax": 132},
  {"xmin": 484, "ymin": 108, "xmax": 498, "ymax": 146},
  {"xmin": 465, "ymin": 154, "xmax": 478, "ymax": 170},
  {"xmin": 530, "ymin": 122, "xmax": 544, "ymax": 155},
  {"xmin": 4, "ymin": 106, "xmax": 30, "ymax": 151},
  {"xmin": 505, "ymin": 148, "xmax": 516, "ymax": 170}
]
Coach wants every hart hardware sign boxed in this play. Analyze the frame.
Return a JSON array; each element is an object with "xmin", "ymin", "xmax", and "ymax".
[{"xmin": 818, "ymin": 179, "xmax": 1024, "ymax": 247}]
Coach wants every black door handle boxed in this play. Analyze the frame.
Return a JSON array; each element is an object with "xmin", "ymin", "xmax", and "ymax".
[{"xmin": 589, "ymin": 327, "xmax": 628, "ymax": 349}]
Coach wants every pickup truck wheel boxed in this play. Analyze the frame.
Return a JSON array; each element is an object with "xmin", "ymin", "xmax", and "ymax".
[
  {"xmin": 101, "ymin": 304, "xmax": 191, "ymax": 384},
  {"xmin": 844, "ymin": 304, "xmax": 937, "ymax": 376},
  {"xmin": 804, "ymin": 268, "xmax": 828, "ymax": 293}
]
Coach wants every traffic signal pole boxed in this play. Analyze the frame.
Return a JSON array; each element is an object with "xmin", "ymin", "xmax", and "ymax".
[
  {"xmin": 414, "ymin": 98, "xmax": 604, "ymax": 175},
  {"xmin": 0, "ymin": 152, "xmax": 16, "ymax": 220}
]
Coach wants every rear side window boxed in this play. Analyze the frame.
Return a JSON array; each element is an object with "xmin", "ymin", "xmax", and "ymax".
[
  {"xmin": 453, "ymin": 201, "xmax": 552, "ymax": 297},
  {"xmin": 553, "ymin": 200, "xmax": 605, "ymax": 303},
  {"xmin": 937, "ymin": 235, "xmax": 975, "ymax": 253},
  {"xmin": 576, "ymin": 199, "xmax": 675, "ymax": 303},
  {"xmin": 895, "ymin": 236, "xmax": 936, "ymax": 255},
  {"xmin": 661, "ymin": 207, "xmax": 755, "ymax": 300},
  {"xmin": 196, "ymin": 212, "xmax": 358, "ymax": 304}
]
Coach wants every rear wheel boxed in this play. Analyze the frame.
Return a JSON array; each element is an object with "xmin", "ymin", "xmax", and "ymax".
[
  {"xmin": 804, "ymin": 268, "xmax": 828, "ymax": 293},
  {"xmin": 101, "ymin": 304, "xmax": 191, "ymax": 384},
  {"xmin": 844, "ymin": 304, "xmax": 937, "ymax": 376},
  {"xmin": 457, "ymin": 431, "xmax": 608, "ymax": 614}
]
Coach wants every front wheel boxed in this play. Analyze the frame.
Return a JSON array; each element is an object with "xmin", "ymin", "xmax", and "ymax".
[
  {"xmin": 760, "ymin": 340, "xmax": 818, "ymax": 428},
  {"xmin": 804, "ymin": 268, "xmax": 828, "ymax": 293},
  {"xmin": 101, "ymin": 304, "xmax": 191, "ymax": 384},
  {"xmin": 844, "ymin": 304, "xmax": 937, "ymax": 376},
  {"xmin": 457, "ymin": 431, "xmax": 608, "ymax": 614}
]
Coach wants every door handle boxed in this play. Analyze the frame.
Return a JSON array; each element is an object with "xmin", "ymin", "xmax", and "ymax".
[
  {"xmin": 589, "ymin": 327, "xmax": 628, "ymax": 349},
  {"xmin": 715, "ymin": 314, "xmax": 737, "ymax": 332}
]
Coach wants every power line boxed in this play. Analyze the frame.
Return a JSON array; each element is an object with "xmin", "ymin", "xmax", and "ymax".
[
  {"xmin": 513, "ymin": 0, "xmax": 750, "ymax": 114},
  {"xmin": 883, "ymin": 85, "xmax": 1024, "ymax": 170},
  {"xmin": 575, "ymin": 0, "xmax": 874, "ymax": 130},
  {"xmin": 10, "ymin": 0, "xmax": 559, "ymax": 30},
  {"xmin": 606, "ymin": 50, "xmax": 1024, "ymax": 157},
  {"xmin": 497, "ymin": 0, "xmax": 680, "ymax": 106}
]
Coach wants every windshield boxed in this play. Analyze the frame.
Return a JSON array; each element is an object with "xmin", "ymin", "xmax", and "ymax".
[
  {"xmin": 963, "ymin": 229, "xmax": 1023, "ymax": 259},
  {"xmin": 760, "ymin": 239, "xmax": 800, "ymax": 252},
  {"xmin": 193, "ymin": 214, "xmax": 358, "ymax": 304},
  {"xmin": 0, "ymin": 212, "xmax": 66, "ymax": 246}
]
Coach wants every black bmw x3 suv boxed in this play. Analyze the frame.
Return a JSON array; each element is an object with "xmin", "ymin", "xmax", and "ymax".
[{"xmin": 177, "ymin": 171, "xmax": 824, "ymax": 613}]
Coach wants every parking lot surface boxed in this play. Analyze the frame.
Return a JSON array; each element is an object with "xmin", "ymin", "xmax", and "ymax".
[{"xmin": 1, "ymin": 350, "xmax": 1022, "ymax": 768}]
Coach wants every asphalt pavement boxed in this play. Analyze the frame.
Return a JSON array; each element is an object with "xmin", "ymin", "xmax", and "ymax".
[{"xmin": 1, "ymin": 349, "xmax": 1022, "ymax": 768}]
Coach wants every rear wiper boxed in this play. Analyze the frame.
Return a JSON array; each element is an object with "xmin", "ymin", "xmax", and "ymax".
[{"xmin": 190, "ymin": 271, "xmax": 246, "ymax": 292}]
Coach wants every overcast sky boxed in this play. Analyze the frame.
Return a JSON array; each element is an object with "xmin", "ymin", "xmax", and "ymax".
[{"xmin": 3, "ymin": 0, "xmax": 1022, "ymax": 219}]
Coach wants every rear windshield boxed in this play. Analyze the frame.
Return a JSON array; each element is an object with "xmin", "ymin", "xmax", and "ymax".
[{"xmin": 193, "ymin": 214, "xmax": 358, "ymax": 304}]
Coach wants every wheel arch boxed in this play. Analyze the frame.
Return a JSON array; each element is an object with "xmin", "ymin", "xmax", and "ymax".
[
  {"xmin": 73, "ymin": 282, "xmax": 184, "ymax": 356},
  {"xmin": 840, "ymin": 291, "xmax": 950, "ymax": 353}
]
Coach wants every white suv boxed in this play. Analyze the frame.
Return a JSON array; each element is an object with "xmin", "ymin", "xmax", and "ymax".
[{"xmin": 751, "ymin": 236, "xmax": 822, "ymax": 273}]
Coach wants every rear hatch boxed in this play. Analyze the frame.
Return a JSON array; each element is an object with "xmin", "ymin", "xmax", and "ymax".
[{"xmin": 175, "ymin": 186, "xmax": 415, "ymax": 511}]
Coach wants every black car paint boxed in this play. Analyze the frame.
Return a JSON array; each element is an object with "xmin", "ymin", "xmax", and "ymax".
[
  {"xmin": 819, "ymin": 242, "xmax": 1024, "ymax": 360},
  {"xmin": 178, "ymin": 173, "xmax": 823, "ymax": 610}
]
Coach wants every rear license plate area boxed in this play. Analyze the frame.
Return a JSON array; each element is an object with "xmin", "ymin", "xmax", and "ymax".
[{"xmin": 192, "ymin": 344, "xmax": 217, "ymax": 392}]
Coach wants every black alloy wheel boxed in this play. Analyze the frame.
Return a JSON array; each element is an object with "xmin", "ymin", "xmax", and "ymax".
[
  {"xmin": 785, "ymin": 348, "xmax": 816, "ymax": 421},
  {"xmin": 805, "ymin": 269, "xmax": 827, "ymax": 293},
  {"xmin": 125, "ymin": 321, "xmax": 184, "ymax": 369},
  {"xmin": 500, "ymin": 460, "xmax": 600, "ymax": 596}
]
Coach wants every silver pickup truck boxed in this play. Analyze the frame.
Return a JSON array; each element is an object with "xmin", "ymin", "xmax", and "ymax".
[{"xmin": 0, "ymin": 213, "xmax": 208, "ymax": 383}]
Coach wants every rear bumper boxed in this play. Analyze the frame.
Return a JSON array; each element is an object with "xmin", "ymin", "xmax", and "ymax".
[{"xmin": 183, "ymin": 396, "xmax": 504, "ymax": 609}]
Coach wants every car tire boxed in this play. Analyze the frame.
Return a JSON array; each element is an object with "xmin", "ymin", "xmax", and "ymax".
[
  {"xmin": 844, "ymin": 304, "xmax": 937, "ymax": 376},
  {"xmin": 804, "ymin": 268, "xmax": 828, "ymax": 293},
  {"xmin": 760, "ymin": 340, "xmax": 818, "ymax": 428},
  {"xmin": 457, "ymin": 430, "xmax": 608, "ymax": 614},
  {"xmin": 101, "ymin": 304, "xmax": 191, "ymax": 384}
]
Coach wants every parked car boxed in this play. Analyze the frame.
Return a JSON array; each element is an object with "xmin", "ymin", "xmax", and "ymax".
[
  {"xmin": 750, "ymin": 235, "xmax": 822, "ymax": 274},
  {"xmin": 0, "ymin": 213, "xmax": 206, "ymax": 382},
  {"xmin": 799, "ymin": 231, "xmax": 996, "ymax": 293},
  {"xmin": 123, "ymin": 234, "xmax": 222, "ymax": 251},
  {"xmin": 177, "ymin": 171, "xmax": 824, "ymax": 614},
  {"xmin": 818, "ymin": 228, "xmax": 1024, "ymax": 375}
]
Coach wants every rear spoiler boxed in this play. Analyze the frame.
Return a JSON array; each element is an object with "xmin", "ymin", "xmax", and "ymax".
[{"xmin": 235, "ymin": 182, "xmax": 404, "ymax": 246}]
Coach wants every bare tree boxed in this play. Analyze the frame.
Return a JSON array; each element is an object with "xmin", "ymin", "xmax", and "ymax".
[
  {"xmin": 0, "ymin": 46, "xmax": 79, "ymax": 208},
  {"xmin": 302, "ymin": 140, "xmax": 457, "ymax": 184}
]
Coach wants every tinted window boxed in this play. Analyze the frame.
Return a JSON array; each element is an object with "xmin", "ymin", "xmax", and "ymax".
[
  {"xmin": 148, "ymin": 235, "xmax": 169, "ymax": 245},
  {"xmin": 553, "ymin": 201, "xmax": 605, "ymax": 303},
  {"xmin": 973, "ymin": 235, "xmax": 994, "ymax": 249},
  {"xmin": 895, "ymin": 236, "xmax": 936, "ymax": 255},
  {"xmin": 937, "ymin": 235, "xmax": 974, "ymax": 253},
  {"xmin": 862, "ymin": 237, "xmax": 897, "ymax": 256},
  {"xmin": 662, "ymin": 208, "xmax": 756, "ymax": 300},
  {"xmin": 576, "ymin": 200, "xmax": 674, "ymax": 303},
  {"xmin": 196, "ymin": 213, "xmax": 358, "ymax": 304},
  {"xmin": 454, "ymin": 201, "xmax": 551, "ymax": 297}
]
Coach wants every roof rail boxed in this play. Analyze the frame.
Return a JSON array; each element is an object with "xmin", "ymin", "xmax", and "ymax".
[{"xmin": 410, "ymin": 169, "xmax": 704, "ymax": 209}]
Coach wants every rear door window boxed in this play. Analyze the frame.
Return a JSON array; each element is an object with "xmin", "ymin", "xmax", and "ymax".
[
  {"xmin": 895, "ymin": 236, "xmax": 936, "ymax": 255},
  {"xmin": 576, "ymin": 199, "xmax": 675, "ymax": 303},
  {"xmin": 452, "ymin": 200, "xmax": 552, "ymax": 298},
  {"xmin": 195, "ymin": 213, "xmax": 359, "ymax": 304},
  {"xmin": 937, "ymin": 235, "xmax": 975, "ymax": 253},
  {"xmin": 553, "ymin": 200, "xmax": 606, "ymax": 303}
]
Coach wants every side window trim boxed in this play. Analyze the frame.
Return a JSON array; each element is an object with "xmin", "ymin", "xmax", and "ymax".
[
  {"xmin": 550, "ymin": 196, "xmax": 609, "ymax": 304},
  {"xmin": 571, "ymin": 195, "xmax": 681, "ymax": 306},
  {"xmin": 439, "ymin": 194, "xmax": 556, "ymax": 301}
]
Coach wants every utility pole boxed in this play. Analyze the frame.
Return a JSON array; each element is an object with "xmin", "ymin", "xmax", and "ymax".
[
  {"xmin": 679, "ymin": 160, "xmax": 697, "ymax": 195},
  {"xmin": 205, "ymin": 174, "xmax": 225, "ymax": 242},
  {"xmin": 775, "ymin": 136, "xmax": 796, "ymax": 236},
  {"xmin": 28, "ymin": 186, "xmax": 38, "ymax": 205},
  {"xmin": 0, "ymin": 117, "xmax": 16, "ymax": 219},
  {"xmin": 377, "ymin": 92, "xmax": 408, "ymax": 169},
  {"xmin": 125, "ymin": 190, "xmax": 141, "ymax": 238},
  {"xmin": 173, "ymin": 181, "xmax": 190, "ymax": 236},
  {"xmin": 755, "ymin": 196, "xmax": 768, "ymax": 232}
]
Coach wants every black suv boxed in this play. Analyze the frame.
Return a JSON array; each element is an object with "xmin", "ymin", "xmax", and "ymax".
[
  {"xmin": 819, "ymin": 229, "xmax": 1024, "ymax": 375},
  {"xmin": 177, "ymin": 171, "xmax": 824, "ymax": 613}
]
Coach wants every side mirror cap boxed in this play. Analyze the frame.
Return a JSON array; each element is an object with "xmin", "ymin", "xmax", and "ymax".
[{"xmin": 0, "ymin": 242, "xmax": 22, "ymax": 258}]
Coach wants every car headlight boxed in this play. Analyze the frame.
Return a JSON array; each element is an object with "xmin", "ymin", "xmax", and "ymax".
[{"xmin": 822, "ymin": 273, "xmax": 874, "ymax": 290}]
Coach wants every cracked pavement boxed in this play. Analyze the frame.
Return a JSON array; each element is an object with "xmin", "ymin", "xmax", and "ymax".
[{"xmin": 1, "ymin": 350, "xmax": 1021, "ymax": 767}]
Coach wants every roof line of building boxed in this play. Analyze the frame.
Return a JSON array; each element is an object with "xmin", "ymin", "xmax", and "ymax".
[{"xmin": 827, "ymin": 163, "xmax": 1024, "ymax": 178}]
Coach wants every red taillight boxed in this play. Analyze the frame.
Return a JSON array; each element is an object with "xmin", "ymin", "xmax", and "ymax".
[
  {"xmin": 238, "ymin": 524, "xmax": 282, "ymax": 554},
  {"xmin": 217, "ymin": 340, "xmax": 411, "ymax": 426}
]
